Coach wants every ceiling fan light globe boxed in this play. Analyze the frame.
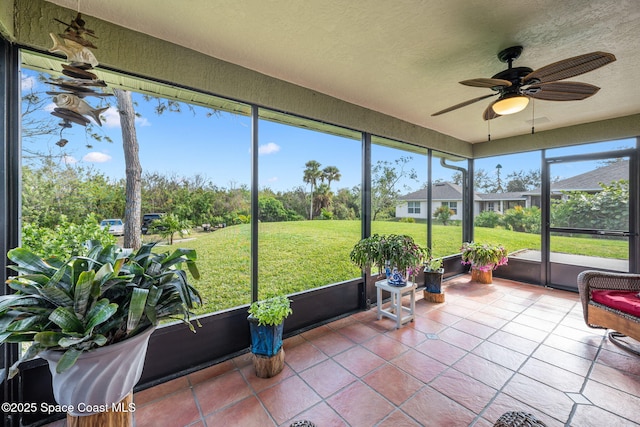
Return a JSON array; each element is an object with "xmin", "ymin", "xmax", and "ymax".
[{"xmin": 492, "ymin": 94, "xmax": 529, "ymax": 115}]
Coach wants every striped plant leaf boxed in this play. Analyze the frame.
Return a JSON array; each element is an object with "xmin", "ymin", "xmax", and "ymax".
[
  {"xmin": 46, "ymin": 261, "xmax": 71, "ymax": 292},
  {"xmin": 34, "ymin": 331, "xmax": 66, "ymax": 347},
  {"xmin": 6, "ymin": 315, "xmax": 47, "ymax": 332},
  {"xmin": 73, "ymin": 270, "xmax": 96, "ymax": 319},
  {"xmin": 58, "ymin": 335, "xmax": 90, "ymax": 348},
  {"xmin": 94, "ymin": 262, "xmax": 114, "ymax": 284},
  {"xmin": 3, "ymin": 332, "xmax": 37, "ymax": 343},
  {"xmin": 0, "ymin": 295, "xmax": 45, "ymax": 312},
  {"xmin": 55, "ymin": 348, "xmax": 82, "ymax": 374},
  {"xmin": 85, "ymin": 299, "xmax": 117, "ymax": 330},
  {"xmin": 6, "ymin": 248, "xmax": 56, "ymax": 275},
  {"xmin": 127, "ymin": 288, "xmax": 149, "ymax": 334},
  {"xmin": 6, "ymin": 274, "xmax": 49, "ymax": 289},
  {"xmin": 48, "ymin": 307, "xmax": 83, "ymax": 333},
  {"xmin": 92, "ymin": 334, "xmax": 107, "ymax": 346},
  {"xmin": 38, "ymin": 287, "xmax": 73, "ymax": 307}
]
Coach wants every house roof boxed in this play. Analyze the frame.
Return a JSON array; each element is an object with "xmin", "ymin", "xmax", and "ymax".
[
  {"xmin": 399, "ymin": 182, "xmax": 465, "ymax": 201},
  {"xmin": 399, "ymin": 160, "xmax": 628, "ymax": 202},
  {"xmin": 399, "ymin": 182, "xmax": 527, "ymax": 202},
  {"xmin": 549, "ymin": 159, "xmax": 629, "ymax": 192},
  {"xmin": 478, "ymin": 192, "xmax": 527, "ymax": 201}
]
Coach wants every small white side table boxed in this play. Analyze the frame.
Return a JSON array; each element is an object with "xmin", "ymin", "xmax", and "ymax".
[{"xmin": 375, "ymin": 280, "xmax": 417, "ymax": 329}]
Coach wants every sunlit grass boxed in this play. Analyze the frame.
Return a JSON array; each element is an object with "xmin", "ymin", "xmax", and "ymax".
[{"xmin": 161, "ymin": 220, "xmax": 627, "ymax": 315}]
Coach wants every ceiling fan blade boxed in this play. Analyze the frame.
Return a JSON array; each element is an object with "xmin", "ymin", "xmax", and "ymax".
[
  {"xmin": 483, "ymin": 101, "xmax": 501, "ymax": 121},
  {"xmin": 431, "ymin": 93, "xmax": 497, "ymax": 116},
  {"xmin": 523, "ymin": 51, "xmax": 616, "ymax": 84},
  {"xmin": 460, "ymin": 78, "xmax": 512, "ymax": 88},
  {"xmin": 523, "ymin": 81, "xmax": 600, "ymax": 101}
]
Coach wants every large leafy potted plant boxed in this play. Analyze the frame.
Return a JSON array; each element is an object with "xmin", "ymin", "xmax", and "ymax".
[
  {"xmin": 350, "ymin": 234, "xmax": 426, "ymax": 286},
  {"xmin": 460, "ymin": 241, "xmax": 508, "ymax": 284},
  {"xmin": 247, "ymin": 295, "xmax": 292, "ymax": 378},
  {"xmin": 0, "ymin": 241, "xmax": 201, "ymax": 415}
]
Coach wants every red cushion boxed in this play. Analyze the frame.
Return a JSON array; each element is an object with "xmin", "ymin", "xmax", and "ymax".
[{"xmin": 591, "ymin": 290, "xmax": 640, "ymax": 317}]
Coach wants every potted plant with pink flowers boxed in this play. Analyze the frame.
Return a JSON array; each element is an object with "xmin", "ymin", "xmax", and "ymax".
[{"xmin": 460, "ymin": 242, "xmax": 508, "ymax": 284}]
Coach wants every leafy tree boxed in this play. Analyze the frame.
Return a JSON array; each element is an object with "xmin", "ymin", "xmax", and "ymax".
[
  {"xmin": 453, "ymin": 168, "xmax": 548, "ymax": 193},
  {"xmin": 333, "ymin": 186, "xmax": 360, "ymax": 219},
  {"xmin": 433, "ymin": 205, "xmax": 453, "ymax": 225},
  {"xmin": 452, "ymin": 168, "xmax": 493, "ymax": 192},
  {"xmin": 22, "ymin": 160, "xmax": 125, "ymax": 228},
  {"xmin": 153, "ymin": 213, "xmax": 191, "ymax": 245},
  {"xmin": 371, "ymin": 157, "xmax": 418, "ymax": 220},
  {"xmin": 21, "ymin": 214, "xmax": 115, "ymax": 260},
  {"xmin": 258, "ymin": 196, "xmax": 289, "ymax": 222},
  {"xmin": 551, "ymin": 180, "xmax": 628, "ymax": 231},
  {"xmin": 505, "ymin": 169, "xmax": 542, "ymax": 192},
  {"xmin": 314, "ymin": 183, "xmax": 332, "ymax": 218},
  {"xmin": 321, "ymin": 166, "xmax": 341, "ymax": 190},
  {"xmin": 275, "ymin": 186, "xmax": 308, "ymax": 219},
  {"xmin": 303, "ymin": 160, "xmax": 322, "ymax": 219}
]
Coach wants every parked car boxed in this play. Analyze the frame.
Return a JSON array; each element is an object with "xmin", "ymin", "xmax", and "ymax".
[
  {"xmin": 142, "ymin": 213, "xmax": 165, "ymax": 235},
  {"xmin": 100, "ymin": 218, "xmax": 125, "ymax": 236}
]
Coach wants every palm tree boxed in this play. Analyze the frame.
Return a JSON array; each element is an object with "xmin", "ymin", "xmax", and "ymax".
[
  {"xmin": 303, "ymin": 160, "xmax": 322, "ymax": 220},
  {"xmin": 322, "ymin": 166, "xmax": 341, "ymax": 190}
]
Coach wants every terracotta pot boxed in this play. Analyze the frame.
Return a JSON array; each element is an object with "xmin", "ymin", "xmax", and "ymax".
[
  {"xmin": 40, "ymin": 326, "xmax": 155, "ymax": 416},
  {"xmin": 471, "ymin": 269, "xmax": 492, "ymax": 284}
]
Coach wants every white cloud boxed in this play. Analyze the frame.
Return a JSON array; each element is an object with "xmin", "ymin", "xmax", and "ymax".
[
  {"xmin": 102, "ymin": 106, "xmax": 151, "ymax": 128},
  {"xmin": 21, "ymin": 76, "xmax": 36, "ymax": 91},
  {"xmin": 267, "ymin": 176, "xmax": 279, "ymax": 183},
  {"xmin": 44, "ymin": 102, "xmax": 56, "ymax": 112},
  {"xmin": 258, "ymin": 142, "xmax": 280, "ymax": 155},
  {"xmin": 62, "ymin": 155, "xmax": 77, "ymax": 165},
  {"xmin": 135, "ymin": 116, "xmax": 151, "ymax": 127},
  {"xmin": 83, "ymin": 152, "xmax": 112, "ymax": 163}
]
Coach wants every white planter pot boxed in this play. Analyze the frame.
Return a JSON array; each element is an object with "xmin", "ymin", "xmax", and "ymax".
[{"xmin": 40, "ymin": 326, "xmax": 155, "ymax": 416}]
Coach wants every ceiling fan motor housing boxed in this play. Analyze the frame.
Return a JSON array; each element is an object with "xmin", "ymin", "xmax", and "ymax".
[{"xmin": 491, "ymin": 67, "xmax": 533, "ymax": 93}]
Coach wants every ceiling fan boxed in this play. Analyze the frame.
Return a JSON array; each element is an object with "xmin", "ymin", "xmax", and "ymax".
[{"xmin": 431, "ymin": 46, "xmax": 616, "ymax": 120}]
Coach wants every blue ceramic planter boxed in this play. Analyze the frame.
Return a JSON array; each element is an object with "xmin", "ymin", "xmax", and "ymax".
[
  {"xmin": 248, "ymin": 316, "xmax": 284, "ymax": 357},
  {"xmin": 424, "ymin": 269, "xmax": 444, "ymax": 293}
]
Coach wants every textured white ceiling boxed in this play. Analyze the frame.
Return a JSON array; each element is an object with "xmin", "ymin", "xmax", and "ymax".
[{"xmin": 47, "ymin": 0, "xmax": 640, "ymax": 143}]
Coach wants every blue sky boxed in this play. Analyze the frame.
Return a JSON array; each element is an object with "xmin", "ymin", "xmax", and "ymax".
[{"xmin": 22, "ymin": 68, "xmax": 635, "ymax": 193}]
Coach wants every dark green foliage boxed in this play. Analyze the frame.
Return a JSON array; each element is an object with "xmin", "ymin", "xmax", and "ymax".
[
  {"xmin": 500, "ymin": 206, "xmax": 541, "ymax": 233},
  {"xmin": 248, "ymin": 295, "xmax": 292, "ymax": 326},
  {"xmin": 551, "ymin": 180, "xmax": 628, "ymax": 232},
  {"xmin": 350, "ymin": 234, "xmax": 426, "ymax": 277},
  {"xmin": 21, "ymin": 214, "xmax": 116, "ymax": 260},
  {"xmin": 474, "ymin": 210, "xmax": 501, "ymax": 228},
  {"xmin": 433, "ymin": 205, "xmax": 453, "ymax": 225},
  {"xmin": 1, "ymin": 242, "xmax": 201, "ymax": 378}
]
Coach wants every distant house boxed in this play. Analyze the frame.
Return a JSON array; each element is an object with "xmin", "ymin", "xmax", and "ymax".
[{"xmin": 395, "ymin": 160, "xmax": 629, "ymax": 220}]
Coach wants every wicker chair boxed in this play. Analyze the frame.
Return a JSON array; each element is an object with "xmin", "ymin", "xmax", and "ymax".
[{"xmin": 577, "ymin": 270, "xmax": 640, "ymax": 356}]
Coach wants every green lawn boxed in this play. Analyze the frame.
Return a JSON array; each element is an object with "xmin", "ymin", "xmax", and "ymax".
[{"xmin": 159, "ymin": 220, "xmax": 626, "ymax": 315}]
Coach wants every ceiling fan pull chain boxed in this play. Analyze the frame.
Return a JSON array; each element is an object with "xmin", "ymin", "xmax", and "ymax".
[
  {"xmin": 488, "ymin": 119, "xmax": 491, "ymax": 141},
  {"xmin": 531, "ymin": 99, "xmax": 535, "ymax": 134}
]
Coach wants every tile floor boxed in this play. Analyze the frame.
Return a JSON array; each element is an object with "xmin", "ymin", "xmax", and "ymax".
[{"xmin": 45, "ymin": 275, "xmax": 640, "ymax": 426}]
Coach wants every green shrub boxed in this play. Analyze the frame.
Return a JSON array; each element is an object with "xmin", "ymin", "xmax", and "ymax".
[
  {"xmin": 475, "ymin": 210, "xmax": 501, "ymax": 228},
  {"xmin": 399, "ymin": 217, "xmax": 416, "ymax": 223},
  {"xmin": 320, "ymin": 209, "xmax": 334, "ymax": 220},
  {"xmin": 433, "ymin": 205, "xmax": 453, "ymax": 225},
  {"xmin": 21, "ymin": 214, "xmax": 116, "ymax": 260},
  {"xmin": 501, "ymin": 206, "xmax": 541, "ymax": 234}
]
